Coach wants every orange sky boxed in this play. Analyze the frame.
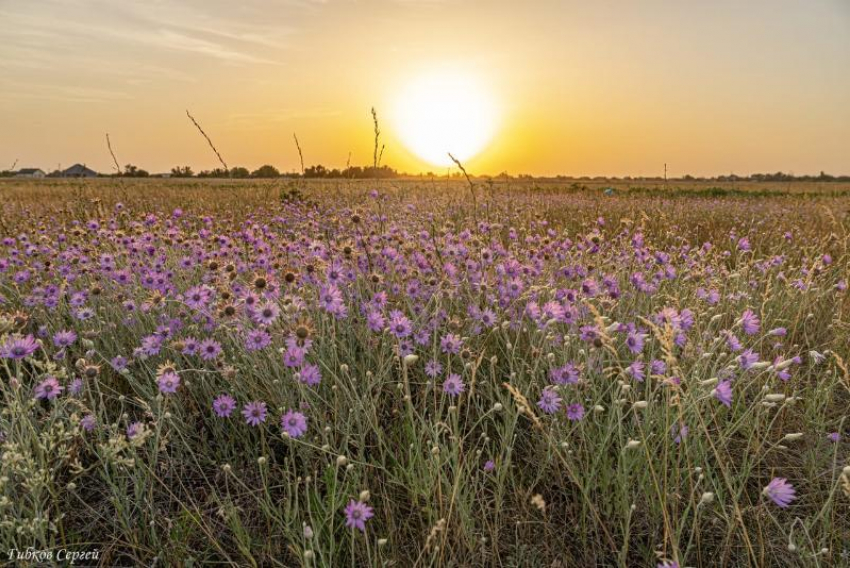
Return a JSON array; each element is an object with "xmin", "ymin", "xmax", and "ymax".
[{"xmin": 1, "ymin": 0, "xmax": 848, "ymax": 177}]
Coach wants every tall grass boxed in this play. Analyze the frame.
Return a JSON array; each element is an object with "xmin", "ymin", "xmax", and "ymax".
[{"xmin": 0, "ymin": 179, "xmax": 848, "ymax": 566}]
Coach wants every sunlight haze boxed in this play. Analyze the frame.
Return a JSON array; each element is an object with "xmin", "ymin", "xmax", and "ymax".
[{"xmin": 1, "ymin": 0, "xmax": 848, "ymax": 176}]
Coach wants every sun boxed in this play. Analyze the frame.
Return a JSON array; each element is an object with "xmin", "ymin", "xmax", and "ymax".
[{"xmin": 391, "ymin": 69, "xmax": 498, "ymax": 168}]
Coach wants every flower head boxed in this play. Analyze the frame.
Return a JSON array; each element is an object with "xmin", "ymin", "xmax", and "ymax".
[
  {"xmin": 213, "ymin": 394, "xmax": 236, "ymax": 418},
  {"xmin": 126, "ymin": 421, "xmax": 144, "ymax": 440},
  {"xmin": 714, "ymin": 380, "xmax": 733, "ymax": 408},
  {"xmin": 34, "ymin": 376, "xmax": 63, "ymax": 400},
  {"xmin": 157, "ymin": 371, "xmax": 181, "ymax": 394},
  {"xmin": 1, "ymin": 335, "xmax": 39, "ymax": 360},
  {"xmin": 763, "ymin": 477, "xmax": 796, "ymax": 508},
  {"xmin": 198, "ymin": 338, "xmax": 222, "ymax": 361},
  {"xmin": 80, "ymin": 414, "xmax": 96, "ymax": 432},
  {"xmin": 537, "ymin": 387, "xmax": 562, "ymax": 414},
  {"xmin": 566, "ymin": 403, "xmax": 585, "ymax": 421},
  {"xmin": 343, "ymin": 499, "xmax": 374, "ymax": 532},
  {"xmin": 242, "ymin": 401, "xmax": 268, "ymax": 426},
  {"xmin": 281, "ymin": 409, "xmax": 308, "ymax": 438},
  {"xmin": 442, "ymin": 373, "xmax": 465, "ymax": 397},
  {"xmin": 298, "ymin": 363, "xmax": 322, "ymax": 387},
  {"xmin": 739, "ymin": 309, "xmax": 760, "ymax": 335},
  {"xmin": 52, "ymin": 330, "xmax": 78, "ymax": 348}
]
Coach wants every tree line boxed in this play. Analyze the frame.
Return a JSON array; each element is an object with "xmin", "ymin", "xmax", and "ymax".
[{"xmin": 109, "ymin": 164, "xmax": 401, "ymax": 179}]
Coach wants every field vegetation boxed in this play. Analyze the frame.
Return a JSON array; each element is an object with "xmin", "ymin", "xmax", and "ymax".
[{"xmin": 0, "ymin": 178, "xmax": 848, "ymax": 566}]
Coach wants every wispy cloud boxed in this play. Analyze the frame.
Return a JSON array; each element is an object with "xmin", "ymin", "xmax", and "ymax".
[
  {"xmin": 223, "ymin": 108, "xmax": 344, "ymax": 130},
  {"xmin": 0, "ymin": 1, "xmax": 292, "ymax": 70}
]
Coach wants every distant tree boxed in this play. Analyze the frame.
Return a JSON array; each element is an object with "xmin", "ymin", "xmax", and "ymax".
[
  {"xmin": 170, "ymin": 166, "xmax": 194, "ymax": 178},
  {"xmin": 251, "ymin": 165, "xmax": 280, "ymax": 178},
  {"xmin": 197, "ymin": 168, "xmax": 232, "ymax": 178},
  {"xmin": 230, "ymin": 166, "xmax": 250, "ymax": 178},
  {"xmin": 304, "ymin": 164, "xmax": 328, "ymax": 178},
  {"xmin": 122, "ymin": 164, "xmax": 149, "ymax": 177}
]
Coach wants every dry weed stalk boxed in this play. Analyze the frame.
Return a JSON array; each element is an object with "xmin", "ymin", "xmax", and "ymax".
[
  {"xmin": 293, "ymin": 133, "xmax": 305, "ymax": 175},
  {"xmin": 186, "ymin": 109, "xmax": 228, "ymax": 174},
  {"xmin": 503, "ymin": 382, "xmax": 543, "ymax": 430},
  {"xmin": 105, "ymin": 133, "xmax": 122, "ymax": 175}
]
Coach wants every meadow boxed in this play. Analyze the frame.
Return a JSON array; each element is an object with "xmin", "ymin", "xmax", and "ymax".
[{"xmin": 0, "ymin": 178, "xmax": 849, "ymax": 567}]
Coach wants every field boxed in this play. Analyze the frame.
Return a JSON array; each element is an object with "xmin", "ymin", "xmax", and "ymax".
[{"xmin": 1, "ymin": 178, "xmax": 849, "ymax": 567}]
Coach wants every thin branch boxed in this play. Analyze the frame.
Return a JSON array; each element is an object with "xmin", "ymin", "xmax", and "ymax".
[
  {"xmin": 293, "ymin": 133, "xmax": 305, "ymax": 175},
  {"xmin": 186, "ymin": 110, "xmax": 228, "ymax": 173},
  {"xmin": 106, "ymin": 133, "xmax": 122, "ymax": 175}
]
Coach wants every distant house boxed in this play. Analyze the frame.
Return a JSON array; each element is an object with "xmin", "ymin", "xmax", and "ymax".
[
  {"xmin": 15, "ymin": 168, "xmax": 46, "ymax": 178},
  {"xmin": 61, "ymin": 164, "xmax": 98, "ymax": 178}
]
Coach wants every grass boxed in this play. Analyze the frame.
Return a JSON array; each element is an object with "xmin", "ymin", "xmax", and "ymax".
[{"xmin": 0, "ymin": 178, "xmax": 848, "ymax": 566}]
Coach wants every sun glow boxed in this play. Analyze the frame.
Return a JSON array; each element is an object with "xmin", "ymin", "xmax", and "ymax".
[{"xmin": 391, "ymin": 69, "xmax": 498, "ymax": 168}]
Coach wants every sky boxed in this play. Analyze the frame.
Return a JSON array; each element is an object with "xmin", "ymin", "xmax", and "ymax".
[{"xmin": 1, "ymin": 0, "xmax": 848, "ymax": 177}]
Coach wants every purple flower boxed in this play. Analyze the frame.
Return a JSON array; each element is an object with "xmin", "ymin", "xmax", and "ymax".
[
  {"xmin": 157, "ymin": 371, "xmax": 181, "ymax": 394},
  {"xmin": 725, "ymin": 332, "xmax": 742, "ymax": 352},
  {"xmin": 625, "ymin": 331, "xmax": 645, "ymax": 354},
  {"xmin": 483, "ymin": 460, "xmax": 496, "ymax": 472},
  {"xmin": 126, "ymin": 421, "xmax": 144, "ymax": 439},
  {"xmin": 0, "ymin": 334, "xmax": 39, "ymax": 360},
  {"xmin": 283, "ymin": 345, "xmax": 306, "ymax": 368},
  {"xmin": 343, "ymin": 500, "xmax": 374, "ymax": 532},
  {"xmin": 626, "ymin": 360, "xmax": 646, "ymax": 382},
  {"xmin": 252, "ymin": 302, "xmax": 280, "ymax": 326},
  {"xmin": 827, "ymin": 432, "xmax": 841, "ymax": 443},
  {"xmin": 280, "ymin": 409, "xmax": 308, "ymax": 438},
  {"xmin": 110, "ymin": 355, "xmax": 129, "ymax": 372},
  {"xmin": 182, "ymin": 337, "xmax": 199, "ymax": 356},
  {"xmin": 672, "ymin": 423, "xmax": 688, "ymax": 444},
  {"xmin": 763, "ymin": 477, "xmax": 796, "ymax": 508},
  {"xmin": 319, "ymin": 284, "xmax": 346, "ymax": 315},
  {"xmin": 739, "ymin": 309, "xmax": 760, "ymax": 335},
  {"xmin": 714, "ymin": 380, "xmax": 733, "ymax": 407},
  {"xmin": 366, "ymin": 310, "xmax": 385, "ymax": 332},
  {"xmin": 537, "ymin": 387, "xmax": 562, "ymax": 414},
  {"xmin": 199, "ymin": 338, "xmax": 223, "ymax": 361},
  {"xmin": 213, "ymin": 394, "xmax": 236, "ymax": 418},
  {"xmin": 439, "ymin": 333, "xmax": 463, "ymax": 354},
  {"xmin": 550, "ymin": 363, "xmax": 580, "ymax": 385},
  {"xmin": 245, "ymin": 329, "xmax": 271, "ymax": 351},
  {"xmin": 442, "ymin": 373, "xmax": 465, "ymax": 396},
  {"xmin": 389, "ymin": 310, "xmax": 412, "ymax": 338},
  {"xmin": 566, "ymin": 403, "xmax": 585, "ymax": 421},
  {"xmin": 649, "ymin": 360, "xmax": 667, "ymax": 376},
  {"xmin": 298, "ymin": 363, "xmax": 322, "ymax": 386},
  {"xmin": 80, "ymin": 414, "xmax": 96, "ymax": 432},
  {"xmin": 242, "ymin": 401, "xmax": 268, "ymax": 426},
  {"xmin": 139, "ymin": 335, "xmax": 163, "ymax": 357},
  {"xmin": 184, "ymin": 285, "xmax": 213, "ymax": 310},
  {"xmin": 738, "ymin": 349, "xmax": 759, "ymax": 371},
  {"xmin": 52, "ymin": 330, "xmax": 77, "ymax": 348},
  {"xmin": 579, "ymin": 325, "xmax": 599, "ymax": 343},
  {"xmin": 68, "ymin": 378, "xmax": 83, "ymax": 395},
  {"xmin": 34, "ymin": 376, "xmax": 63, "ymax": 400},
  {"xmin": 424, "ymin": 360, "xmax": 443, "ymax": 378}
]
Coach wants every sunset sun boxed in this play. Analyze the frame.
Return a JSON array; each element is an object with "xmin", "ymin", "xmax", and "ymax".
[{"xmin": 391, "ymin": 69, "xmax": 498, "ymax": 168}]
